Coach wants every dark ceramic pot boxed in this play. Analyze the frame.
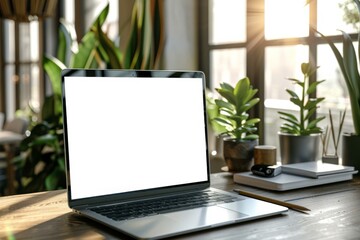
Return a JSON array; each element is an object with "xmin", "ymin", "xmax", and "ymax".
[
  {"xmin": 223, "ymin": 138, "xmax": 258, "ymax": 172},
  {"xmin": 342, "ymin": 133, "xmax": 360, "ymax": 175}
]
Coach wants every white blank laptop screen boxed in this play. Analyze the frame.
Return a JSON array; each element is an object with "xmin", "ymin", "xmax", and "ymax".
[{"xmin": 63, "ymin": 76, "xmax": 209, "ymax": 200}]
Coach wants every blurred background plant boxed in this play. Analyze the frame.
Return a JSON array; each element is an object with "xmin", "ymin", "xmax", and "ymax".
[
  {"xmin": 339, "ymin": 0, "xmax": 360, "ymax": 30},
  {"xmin": 14, "ymin": 0, "xmax": 164, "ymax": 193}
]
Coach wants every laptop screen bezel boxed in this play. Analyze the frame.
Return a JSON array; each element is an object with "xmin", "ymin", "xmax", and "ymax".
[{"xmin": 61, "ymin": 69, "xmax": 211, "ymax": 208}]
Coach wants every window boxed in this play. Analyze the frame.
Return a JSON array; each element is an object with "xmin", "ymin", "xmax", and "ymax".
[
  {"xmin": 1, "ymin": 20, "xmax": 42, "ymax": 120},
  {"xmin": 0, "ymin": 0, "xmax": 119, "ymax": 123},
  {"xmin": 202, "ymin": 0, "xmax": 357, "ymax": 156}
]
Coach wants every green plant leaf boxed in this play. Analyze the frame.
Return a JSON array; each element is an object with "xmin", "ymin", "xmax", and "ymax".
[
  {"xmin": 316, "ymin": 29, "xmax": 360, "ymax": 135},
  {"xmin": 57, "ymin": 23, "xmax": 67, "ymax": 64},
  {"xmin": 304, "ymin": 107, "xmax": 316, "ymax": 121},
  {"xmin": 59, "ymin": 20, "xmax": 79, "ymax": 60},
  {"xmin": 280, "ymin": 126, "xmax": 299, "ymax": 135},
  {"xmin": 287, "ymin": 78, "xmax": 304, "ymax": 87},
  {"xmin": 216, "ymin": 88, "xmax": 236, "ymax": 105},
  {"xmin": 229, "ymin": 114, "xmax": 247, "ymax": 120},
  {"xmin": 123, "ymin": 1, "xmax": 140, "ymax": 68},
  {"xmin": 41, "ymin": 95, "xmax": 62, "ymax": 123},
  {"xmin": 43, "ymin": 55, "xmax": 66, "ymax": 97},
  {"xmin": 286, "ymin": 89, "xmax": 299, "ymax": 99},
  {"xmin": 214, "ymin": 99, "xmax": 235, "ymax": 112},
  {"xmin": 243, "ymin": 126, "xmax": 258, "ymax": 132},
  {"xmin": 30, "ymin": 134, "xmax": 58, "ymax": 147},
  {"xmin": 213, "ymin": 117, "xmax": 233, "ymax": 129},
  {"xmin": 96, "ymin": 20, "xmax": 122, "ymax": 69},
  {"xmin": 123, "ymin": 0, "xmax": 158, "ymax": 69},
  {"xmin": 304, "ymin": 98, "xmax": 325, "ymax": 110},
  {"xmin": 282, "ymin": 122, "xmax": 300, "ymax": 130},
  {"xmin": 220, "ymin": 108, "xmax": 235, "ymax": 117},
  {"xmin": 70, "ymin": 3, "xmax": 109, "ymax": 68},
  {"xmin": 238, "ymin": 98, "xmax": 260, "ymax": 114},
  {"xmin": 220, "ymin": 82, "xmax": 234, "ymax": 92},
  {"xmin": 278, "ymin": 111, "xmax": 298, "ymax": 121},
  {"xmin": 307, "ymin": 116, "xmax": 326, "ymax": 130},
  {"xmin": 45, "ymin": 169, "xmax": 60, "ymax": 190},
  {"xmin": 90, "ymin": 3, "xmax": 109, "ymax": 29},
  {"xmin": 245, "ymin": 118, "xmax": 261, "ymax": 126},
  {"xmin": 290, "ymin": 97, "xmax": 302, "ymax": 107},
  {"xmin": 280, "ymin": 117, "xmax": 301, "ymax": 129},
  {"xmin": 30, "ymin": 123, "xmax": 50, "ymax": 136},
  {"xmin": 242, "ymin": 88, "xmax": 258, "ymax": 105},
  {"xmin": 307, "ymin": 80, "xmax": 325, "ymax": 95},
  {"xmin": 70, "ymin": 31, "xmax": 99, "ymax": 68},
  {"xmin": 140, "ymin": 0, "xmax": 152, "ymax": 69},
  {"xmin": 152, "ymin": 0, "xmax": 165, "ymax": 69},
  {"xmin": 341, "ymin": 30, "xmax": 360, "ymax": 99},
  {"xmin": 234, "ymin": 77, "xmax": 250, "ymax": 106}
]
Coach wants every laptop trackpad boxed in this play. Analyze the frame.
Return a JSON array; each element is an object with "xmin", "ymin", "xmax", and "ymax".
[
  {"xmin": 167, "ymin": 205, "xmax": 247, "ymax": 227},
  {"xmin": 119, "ymin": 206, "xmax": 246, "ymax": 239}
]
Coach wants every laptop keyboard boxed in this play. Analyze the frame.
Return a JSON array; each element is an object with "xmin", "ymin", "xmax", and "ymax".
[{"xmin": 90, "ymin": 190, "xmax": 242, "ymax": 221}]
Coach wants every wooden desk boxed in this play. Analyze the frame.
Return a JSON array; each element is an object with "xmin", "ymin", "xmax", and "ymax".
[{"xmin": 1, "ymin": 173, "xmax": 359, "ymax": 239}]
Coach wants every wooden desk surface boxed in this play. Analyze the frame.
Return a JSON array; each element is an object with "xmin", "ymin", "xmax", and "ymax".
[{"xmin": 1, "ymin": 173, "xmax": 360, "ymax": 240}]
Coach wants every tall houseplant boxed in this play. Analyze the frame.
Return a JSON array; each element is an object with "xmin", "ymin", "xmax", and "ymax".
[
  {"xmin": 16, "ymin": 1, "xmax": 164, "ymax": 193},
  {"xmin": 212, "ymin": 77, "xmax": 260, "ymax": 172},
  {"xmin": 278, "ymin": 62, "xmax": 326, "ymax": 164},
  {"xmin": 316, "ymin": 0, "xmax": 360, "ymax": 169}
]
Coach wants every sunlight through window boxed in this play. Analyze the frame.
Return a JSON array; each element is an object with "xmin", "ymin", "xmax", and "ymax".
[{"xmin": 265, "ymin": 0, "xmax": 309, "ymax": 40}]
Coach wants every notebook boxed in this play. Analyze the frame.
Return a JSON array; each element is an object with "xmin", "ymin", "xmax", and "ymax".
[
  {"xmin": 281, "ymin": 161, "xmax": 355, "ymax": 178},
  {"xmin": 234, "ymin": 170, "xmax": 357, "ymax": 191},
  {"xmin": 61, "ymin": 69, "xmax": 287, "ymax": 240}
]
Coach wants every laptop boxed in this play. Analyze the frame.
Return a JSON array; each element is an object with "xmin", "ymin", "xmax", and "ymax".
[{"xmin": 61, "ymin": 69, "xmax": 287, "ymax": 239}]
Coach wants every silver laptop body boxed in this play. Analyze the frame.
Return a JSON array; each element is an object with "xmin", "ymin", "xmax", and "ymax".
[{"xmin": 61, "ymin": 69, "xmax": 287, "ymax": 240}]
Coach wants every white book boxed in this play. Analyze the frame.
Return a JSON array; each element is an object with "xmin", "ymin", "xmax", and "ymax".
[
  {"xmin": 233, "ymin": 170, "xmax": 358, "ymax": 191},
  {"xmin": 281, "ymin": 162, "xmax": 355, "ymax": 178}
]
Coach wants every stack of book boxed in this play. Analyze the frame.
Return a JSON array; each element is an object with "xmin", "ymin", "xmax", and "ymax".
[{"xmin": 233, "ymin": 161, "xmax": 358, "ymax": 191}]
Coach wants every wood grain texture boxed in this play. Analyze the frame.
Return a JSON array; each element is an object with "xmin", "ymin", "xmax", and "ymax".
[{"xmin": 0, "ymin": 175, "xmax": 359, "ymax": 240}]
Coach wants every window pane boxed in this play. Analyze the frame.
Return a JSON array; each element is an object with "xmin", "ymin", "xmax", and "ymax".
[
  {"xmin": 19, "ymin": 23, "xmax": 31, "ymax": 61},
  {"xmin": 5, "ymin": 65, "xmax": 16, "ymax": 119},
  {"xmin": 317, "ymin": 0, "xmax": 357, "ymax": 35},
  {"xmin": 30, "ymin": 21, "xmax": 39, "ymax": 61},
  {"xmin": 4, "ymin": 20, "xmax": 15, "ymax": 62},
  {"xmin": 30, "ymin": 64, "xmax": 41, "ymax": 113},
  {"xmin": 210, "ymin": 48, "xmax": 246, "ymax": 89},
  {"xmin": 317, "ymin": 43, "xmax": 354, "ymax": 136},
  {"xmin": 264, "ymin": 45, "xmax": 309, "ymax": 148},
  {"xmin": 265, "ymin": 0, "xmax": 309, "ymax": 40},
  {"xmin": 209, "ymin": 0, "xmax": 246, "ymax": 44},
  {"xmin": 19, "ymin": 65, "xmax": 31, "ymax": 110}
]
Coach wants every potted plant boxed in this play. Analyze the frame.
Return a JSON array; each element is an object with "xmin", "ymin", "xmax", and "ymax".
[
  {"xmin": 212, "ymin": 77, "xmax": 260, "ymax": 172},
  {"xmin": 316, "ymin": 0, "xmax": 360, "ymax": 171},
  {"xmin": 278, "ymin": 62, "xmax": 326, "ymax": 164}
]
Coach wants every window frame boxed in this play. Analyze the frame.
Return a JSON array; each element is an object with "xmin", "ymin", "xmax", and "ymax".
[{"xmin": 199, "ymin": 0, "xmax": 358, "ymax": 144}]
